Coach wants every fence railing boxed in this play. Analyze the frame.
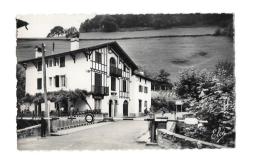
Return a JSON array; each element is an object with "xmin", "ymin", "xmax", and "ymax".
[
  {"xmin": 17, "ymin": 109, "xmax": 102, "ymax": 119},
  {"xmin": 110, "ymin": 66, "xmax": 122, "ymax": 77},
  {"xmin": 91, "ymin": 85, "xmax": 109, "ymax": 96},
  {"xmin": 17, "ymin": 124, "xmax": 41, "ymax": 139}
]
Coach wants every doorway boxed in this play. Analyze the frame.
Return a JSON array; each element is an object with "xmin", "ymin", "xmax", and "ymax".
[
  {"xmin": 139, "ymin": 99, "xmax": 142, "ymax": 113},
  {"xmin": 109, "ymin": 100, "xmax": 113, "ymax": 117},
  {"xmin": 114, "ymin": 100, "xmax": 118, "ymax": 117},
  {"xmin": 123, "ymin": 100, "xmax": 128, "ymax": 116}
]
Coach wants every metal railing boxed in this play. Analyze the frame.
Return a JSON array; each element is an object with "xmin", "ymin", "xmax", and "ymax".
[
  {"xmin": 17, "ymin": 109, "xmax": 102, "ymax": 119},
  {"xmin": 91, "ymin": 85, "xmax": 109, "ymax": 96},
  {"xmin": 110, "ymin": 66, "xmax": 122, "ymax": 77}
]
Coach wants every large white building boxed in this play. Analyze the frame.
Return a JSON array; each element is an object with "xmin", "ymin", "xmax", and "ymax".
[{"xmin": 19, "ymin": 40, "xmax": 152, "ymax": 117}]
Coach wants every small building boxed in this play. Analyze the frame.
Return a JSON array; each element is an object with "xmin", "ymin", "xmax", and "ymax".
[{"xmin": 18, "ymin": 40, "xmax": 152, "ymax": 117}]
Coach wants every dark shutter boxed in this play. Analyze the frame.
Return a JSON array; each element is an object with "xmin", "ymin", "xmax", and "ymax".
[
  {"xmin": 123, "ymin": 80, "xmax": 126, "ymax": 92},
  {"xmin": 37, "ymin": 78, "xmax": 42, "ymax": 89},
  {"xmin": 60, "ymin": 56, "xmax": 65, "ymax": 67},
  {"xmin": 37, "ymin": 61, "xmax": 42, "ymax": 71},
  {"xmin": 55, "ymin": 75, "xmax": 59, "ymax": 87},
  {"xmin": 111, "ymin": 77, "xmax": 116, "ymax": 91},
  {"xmin": 95, "ymin": 52, "xmax": 102, "ymax": 64}
]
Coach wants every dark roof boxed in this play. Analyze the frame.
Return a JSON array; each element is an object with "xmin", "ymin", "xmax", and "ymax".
[
  {"xmin": 17, "ymin": 38, "xmax": 70, "ymax": 61},
  {"xmin": 133, "ymin": 73, "xmax": 153, "ymax": 82},
  {"xmin": 16, "ymin": 19, "xmax": 28, "ymax": 29},
  {"xmin": 18, "ymin": 41, "xmax": 138, "ymax": 70}
]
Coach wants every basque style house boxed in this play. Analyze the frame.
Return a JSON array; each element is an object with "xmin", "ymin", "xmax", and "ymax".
[{"xmin": 18, "ymin": 39, "xmax": 152, "ymax": 117}]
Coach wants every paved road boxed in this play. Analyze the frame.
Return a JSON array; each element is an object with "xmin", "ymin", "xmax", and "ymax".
[{"xmin": 18, "ymin": 120, "xmax": 160, "ymax": 150}]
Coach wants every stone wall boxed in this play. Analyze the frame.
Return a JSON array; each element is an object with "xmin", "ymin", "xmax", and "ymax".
[{"xmin": 157, "ymin": 129, "xmax": 225, "ymax": 149}]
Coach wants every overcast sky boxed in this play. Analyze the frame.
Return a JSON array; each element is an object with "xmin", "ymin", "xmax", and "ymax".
[{"xmin": 17, "ymin": 14, "xmax": 95, "ymax": 38}]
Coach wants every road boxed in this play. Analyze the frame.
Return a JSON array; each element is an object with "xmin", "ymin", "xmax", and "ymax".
[{"xmin": 17, "ymin": 120, "xmax": 160, "ymax": 150}]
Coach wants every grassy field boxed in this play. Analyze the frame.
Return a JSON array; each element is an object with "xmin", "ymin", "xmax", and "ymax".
[
  {"xmin": 80, "ymin": 36, "xmax": 234, "ymax": 82},
  {"xmin": 17, "ymin": 27, "xmax": 234, "ymax": 82}
]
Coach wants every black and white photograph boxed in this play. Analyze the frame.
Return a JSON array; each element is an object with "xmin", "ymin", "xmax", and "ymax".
[
  {"xmin": 2, "ymin": 0, "xmax": 260, "ymax": 165},
  {"xmin": 16, "ymin": 13, "xmax": 235, "ymax": 150}
]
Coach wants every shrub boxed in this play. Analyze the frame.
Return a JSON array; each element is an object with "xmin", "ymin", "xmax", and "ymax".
[{"xmin": 175, "ymin": 61, "xmax": 235, "ymax": 147}]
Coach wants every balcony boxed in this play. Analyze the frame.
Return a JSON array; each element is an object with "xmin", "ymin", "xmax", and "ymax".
[
  {"xmin": 91, "ymin": 85, "xmax": 109, "ymax": 96},
  {"xmin": 110, "ymin": 66, "xmax": 122, "ymax": 77}
]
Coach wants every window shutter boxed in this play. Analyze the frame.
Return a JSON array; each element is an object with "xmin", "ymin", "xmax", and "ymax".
[
  {"xmin": 55, "ymin": 75, "xmax": 59, "ymax": 87},
  {"xmin": 37, "ymin": 78, "xmax": 42, "ymax": 89}
]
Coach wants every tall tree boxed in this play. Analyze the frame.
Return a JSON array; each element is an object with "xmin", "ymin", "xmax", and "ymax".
[
  {"xmin": 16, "ymin": 64, "xmax": 25, "ymax": 111},
  {"xmin": 155, "ymin": 69, "xmax": 171, "ymax": 83},
  {"xmin": 65, "ymin": 27, "xmax": 79, "ymax": 38},
  {"xmin": 47, "ymin": 26, "xmax": 65, "ymax": 38}
]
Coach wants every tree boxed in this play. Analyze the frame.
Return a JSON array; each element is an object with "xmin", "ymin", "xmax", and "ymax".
[
  {"xmin": 175, "ymin": 61, "xmax": 235, "ymax": 147},
  {"xmin": 47, "ymin": 26, "xmax": 65, "ymax": 38},
  {"xmin": 155, "ymin": 69, "xmax": 171, "ymax": 83},
  {"xmin": 175, "ymin": 69, "xmax": 215, "ymax": 101},
  {"xmin": 100, "ymin": 16, "xmax": 118, "ymax": 32},
  {"xmin": 65, "ymin": 27, "xmax": 79, "ymax": 38},
  {"xmin": 16, "ymin": 64, "xmax": 25, "ymax": 111}
]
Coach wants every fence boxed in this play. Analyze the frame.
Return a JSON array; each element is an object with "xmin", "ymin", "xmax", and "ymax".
[
  {"xmin": 17, "ymin": 124, "xmax": 41, "ymax": 139},
  {"xmin": 17, "ymin": 109, "xmax": 102, "ymax": 119}
]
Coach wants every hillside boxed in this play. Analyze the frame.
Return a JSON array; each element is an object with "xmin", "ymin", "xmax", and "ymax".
[
  {"xmin": 79, "ymin": 27, "xmax": 234, "ymax": 82},
  {"xmin": 79, "ymin": 14, "xmax": 233, "ymax": 33},
  {"xmin": 17, "ymin": 27, "xmax": 234, "ymax": 83}
]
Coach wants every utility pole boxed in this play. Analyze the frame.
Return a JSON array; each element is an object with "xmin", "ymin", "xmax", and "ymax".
[{"xmin": 42, "ymin": 43, "xmax": 50, "ymax": 134}]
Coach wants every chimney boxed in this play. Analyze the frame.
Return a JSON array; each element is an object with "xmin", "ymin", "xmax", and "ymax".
[
  {"xmin": 139, "ymin": 71, "xmax": 145, "ymax": 76},
  {"xmin": 70, "ymin": 38, "xmax": 79, "ymax": 51},
  {"xmin": 35, "ymin": 46, "xmax": 42, "ymax": 58}
]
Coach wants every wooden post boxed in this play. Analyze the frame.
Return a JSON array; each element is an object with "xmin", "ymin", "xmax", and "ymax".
[{"xmin": 42, "ymin": 43, "xmax": 50, "ymax": 134}]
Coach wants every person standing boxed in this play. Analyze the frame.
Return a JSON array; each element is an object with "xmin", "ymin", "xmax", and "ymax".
[
  {"xmin": 70, "ymin": 105, "xmax": 75, "ymax": 117},
  {"xmin": 41, "ymin": 116, "xmax": 47, "ymax": 137}
]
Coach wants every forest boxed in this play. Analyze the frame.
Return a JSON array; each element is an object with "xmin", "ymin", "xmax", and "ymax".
[{"xmin": 79, "ymin": 14, "xmax": 233, "ymax": 33}]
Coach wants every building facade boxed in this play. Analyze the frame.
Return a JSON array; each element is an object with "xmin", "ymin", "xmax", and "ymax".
[{"xmin": 19, "ymin": 40, "xmax": 151, "ymax": 117}]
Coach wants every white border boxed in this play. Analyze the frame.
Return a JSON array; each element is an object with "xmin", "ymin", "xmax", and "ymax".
[{"xmin": 1, "ymin": 0, "xmax": 260, "ymax": 165}]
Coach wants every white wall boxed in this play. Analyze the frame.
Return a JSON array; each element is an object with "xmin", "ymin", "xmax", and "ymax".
[
  {"xmin": 129, "ymin": 75, "xmax": 151, "ymax": 116},
  {"xmin": 24, "ymin": 46, "xmax": 151, "ymax": 117},
  {"xmin": 25, "ymin": 52, "xmax": 92, "ymax": 95}
]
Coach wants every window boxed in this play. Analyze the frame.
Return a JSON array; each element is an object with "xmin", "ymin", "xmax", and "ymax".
[
  {"xmin": 49, "ymin": 77, "xmax": 52, "ymax": 87},
  {"xmin": 37, "ymin": 61, "xmax": 42, "ymax": 71},
  {"xmin": 55, "ymin": 75, "xmax": 59, "ymax": 87},
  {"xmin": 123, "ymin": 80, "xmax": 127, "ymax": 92},
  {"xmin": 94, "ymin": 99, "xmax": 101, "ymax": 110},
  {"xmin": 123, "ymin": 65, "xmax": 126, "ymax": 72},
  {"xmin": 95, "ymin": 51, "xmax": 102, "ymax": 64},
  {"xmin": 95, "ymin": 73, "xmax": 102, "ymax": 87},
  {"xmin": 60, "ymin": 56, "xmax": 65, "ymax": 67},
  {"xmin": 61, "ymin": 75, "xmax": 66, "ymax": 87},
  {"xmin": 144, "ymin": 87, "xmax": 148, "ymax": 93},
  {"xmin": 37, "ymin": 78, "xmax": 42, "ymax": 89},
  {"xmin": 144, "ymin": 101, "xmax": 147, "ymax": 108},
  {"xmin": 111, "ymin": 77, "xmax": 116, "ymax": 91},
  {"xmin": 54, "ymin": 58, "xmax": 59, "ymax": 66},
  {"xmin": 110, "ymin": 57, "xmax": 116, "ymax": 67},
  {"xmin": 139, "ymin": 85, "xmax": 143, "ymax": 92},
  {"xmin": 140, "ymin": 77, "xmax": 141, "ymax": 82},
  {"xmin": 49, "ymin": 59, "xmax": 53, "ymax": 67}
]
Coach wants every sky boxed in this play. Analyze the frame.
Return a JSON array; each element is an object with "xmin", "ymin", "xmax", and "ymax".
[{"xmin": 17, "ymin": 14, "xmax": 95, "ymax": 38}]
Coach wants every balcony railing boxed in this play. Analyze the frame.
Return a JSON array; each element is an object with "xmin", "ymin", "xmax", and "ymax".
[
  {"xmin": 91, "ymin": 85, "xmax": 109, "ymax": 96},
  {"xmin": 110, "ymin": 66, "xmax": 122, "ymax": 77}
]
